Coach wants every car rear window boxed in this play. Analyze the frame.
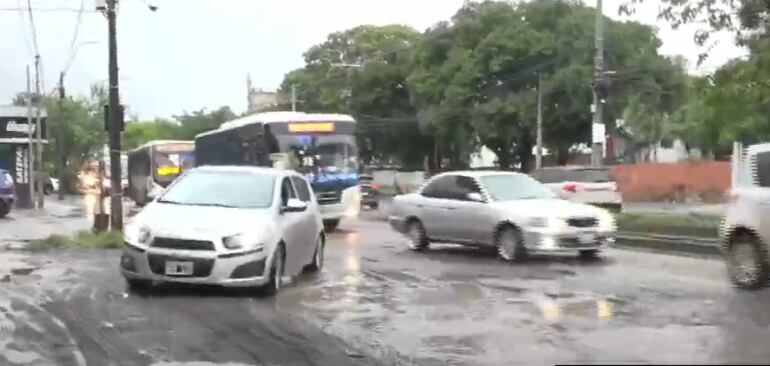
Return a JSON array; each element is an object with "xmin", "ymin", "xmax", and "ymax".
[
  {"xmin": 0, "ymin": 172, "xmax": 11, "ymax": 186},
  {"xmin": 531, "ymin": 168, "xmax": 612, "ymax": 183}
]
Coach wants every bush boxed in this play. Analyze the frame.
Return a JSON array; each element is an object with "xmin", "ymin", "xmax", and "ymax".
[{"xmin": 27, "ymin": 230, "xmax": 123, "ymax": 251}]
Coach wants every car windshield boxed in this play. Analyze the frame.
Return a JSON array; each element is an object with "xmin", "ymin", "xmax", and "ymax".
[
  {"xmin": 479, "ymin": 174, "xmax": 557, "ymax": 201},
  {"xmin": 158, "ymin": 170, "xmax": 274, "ymax": 209},
  {"xmin": 530, "ymin": 168, "xmax": 612, "ymax": 183}
]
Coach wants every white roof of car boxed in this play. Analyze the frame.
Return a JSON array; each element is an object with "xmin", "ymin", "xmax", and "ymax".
[
  {"xmin": 191, "ymin": 165, "xmax": 300, "ymax": 177},
  {"xmin": 196, "ymin": 111, "xmax": 355, "ymax": 138},
  {"xmin": 435, "ymin": 170, "xmax": 524, "ymax": 178}
]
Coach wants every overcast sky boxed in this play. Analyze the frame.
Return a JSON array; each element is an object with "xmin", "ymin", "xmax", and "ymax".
[{"xmin": 1, "ymin": 0, "xmax": 748, "ymax": 119}]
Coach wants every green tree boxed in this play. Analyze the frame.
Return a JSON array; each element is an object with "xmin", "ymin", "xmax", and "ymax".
[
  {"xmin": 173, "ymin": 106, "xmax": 237, "ymax": 140},
  {"xmin": 123, "ymin": 119, "xmax": 181, "ymax": 150}
]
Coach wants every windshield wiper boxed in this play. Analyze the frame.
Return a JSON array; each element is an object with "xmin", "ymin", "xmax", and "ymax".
[
  {"xmin": 188, "ymin": 202, "xmax": 238, "ymax": 208},
  {"xmin": 157, "ymin": 199, "xmax": 183, "ymax": 205}
]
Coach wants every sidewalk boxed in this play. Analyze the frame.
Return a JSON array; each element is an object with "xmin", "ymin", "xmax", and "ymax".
[{"xmin": 0, "ymin": 196, "xmax": 92, "ymax": 248}]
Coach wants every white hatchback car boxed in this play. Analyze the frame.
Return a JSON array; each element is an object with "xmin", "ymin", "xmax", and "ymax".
[{"xmin": 121, "ymin": 166, "xmax": 325, "ymax": 295}]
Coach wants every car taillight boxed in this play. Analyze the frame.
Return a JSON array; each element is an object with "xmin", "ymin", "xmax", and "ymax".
[{"xmin": 563, "ymin": 183, "xmax": 580, "ymax": 193}]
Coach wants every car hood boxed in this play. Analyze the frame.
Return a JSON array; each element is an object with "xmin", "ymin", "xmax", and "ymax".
[
  {"xmin": 490, "ymin": 198, "xmax": 604, "ymax": 219},
  {"xmin": 135, "ymin": 202, "xmax": 274, "ymax": 238}
]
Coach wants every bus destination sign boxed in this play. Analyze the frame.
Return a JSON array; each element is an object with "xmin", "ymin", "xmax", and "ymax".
[{"xmin": 288, "ymin": 122, "xmax": 335, "ymax": 133}]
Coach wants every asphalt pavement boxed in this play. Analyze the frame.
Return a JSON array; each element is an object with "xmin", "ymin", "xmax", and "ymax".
[{"xmin": 1, "ymin": 212, "xmax": 769, "ymax": 365}]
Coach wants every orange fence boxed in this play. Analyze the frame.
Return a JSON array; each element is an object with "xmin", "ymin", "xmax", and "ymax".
[{"xmin": 611, "ymin": 161, "xmax": 731, "ymax": 203}]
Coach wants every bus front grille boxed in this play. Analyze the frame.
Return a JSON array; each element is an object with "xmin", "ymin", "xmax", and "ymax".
[{"xmin": 316, "ymin": 191, "xmax": 341, "ymax": 205}]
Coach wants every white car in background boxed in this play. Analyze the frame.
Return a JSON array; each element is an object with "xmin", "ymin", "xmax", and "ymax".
[
  {"xmin": 121, "ymin": 166, "xmax": 325, "ymax": 296},
  {"xmin": 530, "ymin": 166, "xmax": 622, "ymax": 212}
]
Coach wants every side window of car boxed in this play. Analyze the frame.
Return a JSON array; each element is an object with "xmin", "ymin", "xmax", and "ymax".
[
  {"xmin": 280, "ymin": 177, "xmax": 297, "ymax": 206},
  {"xmin": 290, "ymin": 176, "xmax": 312, "ymax": 202},
  {"xmin": 755, "ymin": 151, "xmax": 770, "ymax": 188},
  {"xmin": 456, "ymin": 176, "xmax": 482, "ymax": 199},
  {"xmin": 421, "ymin": 176, "xmax": 452, "ymax": 199}
]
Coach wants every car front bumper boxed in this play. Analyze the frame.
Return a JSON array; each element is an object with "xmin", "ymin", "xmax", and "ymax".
[
  {"xmin": 522, "ymin": 230, "xmax": 615, "ymax": 252},
  {"xmin": 120, "ymin": 245, "xmax": 270, "ymax": 287},
  {"xmin": 388, "ymin": 215, "xmax": 407, "ymax": 234}
]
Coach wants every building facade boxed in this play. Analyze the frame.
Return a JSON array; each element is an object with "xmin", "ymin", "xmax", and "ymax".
[{"xmin": 0, "ymin": 105, "xmax": 48, "ymax": 208}]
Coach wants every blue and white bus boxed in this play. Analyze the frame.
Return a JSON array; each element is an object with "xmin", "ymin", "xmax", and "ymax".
[{"xmin": 195, "ymin": 111, "xmax": 360, "ymax": 231}]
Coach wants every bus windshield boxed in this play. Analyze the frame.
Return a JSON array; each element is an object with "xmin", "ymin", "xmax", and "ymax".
[
  {"xmin": 153, "ymin": 145, "xmax": 196, "ymax": 186},
  {"xmin": 275, "ymin": 134, "xmax": 358, "ymax": 176}
]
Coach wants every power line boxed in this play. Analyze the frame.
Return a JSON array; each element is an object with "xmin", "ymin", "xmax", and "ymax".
[
  {"xmin": 15, "ymin": 0, "xmax": 34, "ymax": 57},
  {"xmin": 24, "ymin": 0, "xmax": 40, "ymax": 57},
  {"xmin": 62, "ymin": 0, "xmax": 87, "ymax": 76},
  {"xmin": 0, "ymin": 6, "xmax": 97, "ymax": 13}
]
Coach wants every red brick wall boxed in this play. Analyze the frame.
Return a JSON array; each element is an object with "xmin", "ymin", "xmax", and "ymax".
[{"xmin": 611, "ymin": 161, "xmax": 731, "ymax": 202}]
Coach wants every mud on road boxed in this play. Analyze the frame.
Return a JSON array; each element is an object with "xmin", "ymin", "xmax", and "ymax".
[{"xmin": 2, "ymin": 217, "xmax": 770, "ymax": 365}]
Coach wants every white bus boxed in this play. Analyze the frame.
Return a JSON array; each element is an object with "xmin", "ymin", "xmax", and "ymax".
[{"xmin": 195, "ymin": 111, "xmax": 360, "ymax": 231}]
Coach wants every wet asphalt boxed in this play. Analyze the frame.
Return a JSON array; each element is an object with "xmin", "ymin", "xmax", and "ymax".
[{"xmin": 1, "ymin": 212, "xmax": 770, "ymax": 365}]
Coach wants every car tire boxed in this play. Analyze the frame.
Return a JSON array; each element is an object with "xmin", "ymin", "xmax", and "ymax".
[
  {"xmin": 303, "ymin": 234, "xmax": 325, "ymax": 274},
  {"xmin": 259, "ymin": 244, "xmax": 285, "ymax": 296},
  {"xmin": 323, "ymin": 219, "xmax": 340, "ymax": 232},
  {"xmin": 406, "ymin": 219, "xmax": 430, "ymax": 251},
  {"xmin": 0, "ymin": 201, "xmax": 8, "ymax": 218},
  {"xmin": 727, "ymin": 233, "xmax": 769, "ymax": 290},
  {"xmin": 496, "ymin": 225, "xmax": 527, "ymax": 261},
  {"xmin": 369, "ymin": 202, "xmax": 379, "ymax": 210},
  {"xmin": 125, "ymin": 278, "xmax": 152, "ymax": 292},
  {"xmin": 578, "ymin": 249, "xmax": 601, "ymax": 259}
]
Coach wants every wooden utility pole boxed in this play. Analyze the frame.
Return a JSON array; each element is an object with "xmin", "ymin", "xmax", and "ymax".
[
  {"xmin": 57, "ymin": 72, "xmax": 65, "ymax": 200},
  {"xmin": 34, "ymin": 55, "xmax": 44, "ymax": 209},
  {"xmin": 535, "ymin": 72, "xmax": 544, "ymax": 169},
  {"xmin": 590, "ymin": 0, "xmax": 605, "ymax": 166},
  {"xmin": 107, "ymin": 0, "xmax": 124, "ymax": 230},
  {"xmin": 26, "ymin": 65, "xmax": 34, "ymax": 208}
]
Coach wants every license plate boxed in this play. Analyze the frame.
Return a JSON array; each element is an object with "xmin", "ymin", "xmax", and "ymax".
[
  {"xmin": 165, "ymin": 261, "xmax": 193, "ymax": 276},
  {"xmin": 578, "ymin": 233, "xmax": 595, "ymax": 244}
]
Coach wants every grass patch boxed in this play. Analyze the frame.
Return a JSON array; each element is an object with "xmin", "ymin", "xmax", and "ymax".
[
  {"xmin": 615, "ymin": 212, "xmax": 721, "ymax": 238},
  {"xmin": 28, "ymin": 230, "xmax": 123, "ymax": 251}
]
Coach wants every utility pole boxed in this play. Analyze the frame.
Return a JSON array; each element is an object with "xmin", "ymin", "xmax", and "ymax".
[
  {"xmin": 34, "ymin": 55, "xmax": 44, "ymax": 209},
  {"xmin": 591, "ymin": 0, "xmax": 605, "ymax": 166},
  {"xmin": 535, "ymin": 72, "xmax": 544, "ymax": 169},
  {"xmin": 57, "ymin": 72, "xmax": 65, "ymax": 200},
  {"xmin": 107, "ymin": 0, "xmax": 123, "ymax": 230},
  {"xmin": 291, "ymin": 84, "xmax": 297, "ymax": 112},
  {"xmin": 26, "ymin": 65, "xmax": 34, "ymax": 208}
]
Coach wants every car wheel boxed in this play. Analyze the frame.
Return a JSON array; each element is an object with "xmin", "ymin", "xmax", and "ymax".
[
  {"xmin": 323, "ymin": 219, "xmax": 340, "ymax": 232},
  {"xmin": 304, "ymin": 234, "xmax": 325, "ymax": 274},
  {"xmin": 727, "ymin": 233, "xmax": 769, "ymax": 290},
  {"xmin": 369, "ymin": 202, "xmax": 379, "ymax": 210},
  {"xmin": 578, "ymin": 249, "xmax": 601, "ymax": 259},
  {"xmin": 125, "ymin": 278, "xmax": 152, "ymax": 292},
  {"xmin": 260, "ymin": 244, "xmax": 285, "ymax": 296},
  {"xmin": 496, "ymin": 226, "xmax": 527, "ymax": 261},
  {"xmin": 406, "ymin": 219, "xmax": 429, "ymax": 251},
  {"xmin": 0, "ymin": 201, "xmax": 8, "ymax": 218}
]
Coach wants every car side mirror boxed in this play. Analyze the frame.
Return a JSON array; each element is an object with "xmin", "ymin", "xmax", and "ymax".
[
  {"xmin": 282, "ymin": 198, "xmax": 307, "ymax": 213},
  {"xmin": 467, "ymin": 192, "xmax": 485, "ymax": 202}
]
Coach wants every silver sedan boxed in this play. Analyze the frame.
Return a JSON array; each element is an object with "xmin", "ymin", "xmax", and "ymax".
[
  {"xmin": 121, "ymin": 166, "xmax": 325, "ymax": 295},
  {"xmin": 388, "ymin": 171, "xmax": 616, "ymax": 260}
]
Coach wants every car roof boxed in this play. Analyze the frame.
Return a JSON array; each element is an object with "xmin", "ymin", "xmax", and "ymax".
[
  {"xmin": 434, "ymin": 170, "xmax": 526, "ymax": 179},
  {"xmin": 533, "ymin": 165, "xmax": 609, "ymax": 171},
  {"xmin": 190, "ymin": 165, "xmax": 301, "ymax": 178}
]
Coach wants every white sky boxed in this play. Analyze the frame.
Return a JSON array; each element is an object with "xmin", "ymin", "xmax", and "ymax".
[{"xmin": 0, "ymin": 0, "xmax": 748, "ymax": 119}]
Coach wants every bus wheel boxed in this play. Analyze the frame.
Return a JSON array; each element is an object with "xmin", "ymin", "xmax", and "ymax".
[{"xmin": 323, "ymin": 219, "xmax": 340, "ymax": 232}]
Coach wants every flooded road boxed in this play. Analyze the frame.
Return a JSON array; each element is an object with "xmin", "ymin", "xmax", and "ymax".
[{"xmin": 0, "ymin": 216, "xmax": 769, "ymax": 365}]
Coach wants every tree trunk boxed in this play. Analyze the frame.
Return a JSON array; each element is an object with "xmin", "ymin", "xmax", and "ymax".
[
  {"xmin": 496, "ymin": 150, "xmax": 513, "ymax": 170},
  {"xmin": 556, "ymin": 144, "xmax": 569, "ymax": 166}
]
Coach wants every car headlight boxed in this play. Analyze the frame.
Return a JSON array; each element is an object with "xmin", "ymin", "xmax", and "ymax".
[
  {"xmin": 223, "ymin": 233, "xmax": 263, "ymax": 250},
  {"xmin": 528, "ymin": 217, "xmax": 569, "ymax": 231},
  {"xmin": 529, "ymin": 217, "xmax": 549, "ymax": 227},
  {"xmin": 124, "ymin": 223, "xmax": 151, "ymax": 244}
]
